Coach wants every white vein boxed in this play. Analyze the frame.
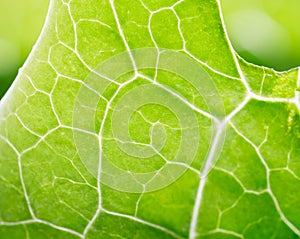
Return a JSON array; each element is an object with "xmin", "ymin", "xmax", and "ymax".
[
  {"xmin": 189, "ymin": 122, "xmax": 225, "ymax": 238},
  {"xmin": 102, "ymin": 208, "xmax": 184, "ymax": 239},
  {"xmin": 189, "ymin": 1, "xmax": 300, "ymax": 237},
  {"xmin": 230, "ymin": 122, "xmax": 300, "ymax": 236},
  {"xmin": 109, "ymin": 0, "xmax": 138, "ymax": 72},
  {"xmin": 138, "ymin": 72, "xmax": 218, "ymax": 121},
  {"xmin": 0, "ymin": 0, "xmax": 299, "ymax": 238},
  {"xmin": 259, "ymin": 69, "xmax": 269, "ymax": 95},
  {"xmin": 296, "ymin": 67, "xmax": 300, "ymax": 111}
]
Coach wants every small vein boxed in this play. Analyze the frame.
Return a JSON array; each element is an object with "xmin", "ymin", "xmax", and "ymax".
[
  {"xmin": 102, "ymin": 208, "xmax": 184, "ymax": 239},
  {"xmin": 109, "ymin": 0, "xmax": 137, "ymax": 73},
  {"xmin": 63, "ymin": 0, "xmax": 78, "ymax": 50},
  {"xmin": 35, "ymin": 218, "xmax": 83, "ymax": 238},
  {"xmin": 216, "ymin": 0, "xmax": 251, "ymax": 93},
  {"xmin": 83, "ymin": 74, "xmax": 139, "ymax": 236},
  {"xmin": 229, "ymin": 121, "xmax": 300, "ymax": 236},
  {"xmin": 0, "ymin": 135, "xmax": 36, "ymax": 219},
  {"xmin": 15, "ymin": 114, "xmax": 42, "ymax": 138},
  {"xmin": 77, "ymin": 18, "xmax": 113, "ymax": 29},
  {"xmin": 296, "ymin": 67, "xmax": 300, "ymax": 111},
  {"xmin": 59, "ymin": 200, "xmax": 90, "ymax": 222},
  {"xmin": 50, "ymin": 41, "xmax": 119, "ymax": 85},
  {"xmin": 54, "ymin": 176, "xmax": 97, "ymax": 190},
  {"xmin": 0, "ymin": 175, "xmax": 23, "ymax": 194},
  {"xmin": 138, "ymin": 73, "xmax": 218, "ymax": 121},
  {"xmin": 21, "ymin": 126, "xmax": 60, "ymax": 155},
  {"xmin": 183, "ymin": 50, "xmax": 241, "ymax": 81},
  {"xmin": 0, "ymin": 220, "xmax": 36, "ymax": 226},
  {"xmin": 134, "ymin": 189, "xmax": 145, "ymax": 217}
]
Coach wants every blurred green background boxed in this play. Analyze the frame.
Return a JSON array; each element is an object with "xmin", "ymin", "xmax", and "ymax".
[
  {"xmin": 0, "ymin": 0, "xmax": 299, "ymax": 99},
  {"xmin": 0, "ymin": 0, "xmax": 49, "ymax": 98}
]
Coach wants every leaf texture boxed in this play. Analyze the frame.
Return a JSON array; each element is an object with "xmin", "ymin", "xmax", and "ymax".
[{"xmin": 0, "ymin": 0, "xmax": 299, "ymax": 238}]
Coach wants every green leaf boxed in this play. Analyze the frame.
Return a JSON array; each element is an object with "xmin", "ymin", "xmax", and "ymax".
[{"xmin": 0, "ymin": 0, "xmax": 299, "ymax": 238}]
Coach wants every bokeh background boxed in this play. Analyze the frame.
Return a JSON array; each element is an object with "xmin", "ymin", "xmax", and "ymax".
[
  {"xmin": 0, "ymin": 0, "xmax": 49, "ymax": 98},
  {"xmin": 0, "ymin": 0, "xmax": 299, "ymax": 99}
]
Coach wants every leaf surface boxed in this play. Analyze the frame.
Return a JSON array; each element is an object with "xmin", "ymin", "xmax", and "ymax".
[{"xmin": 0, "ymin": 0, "xmax": 299, "ymax": 238}]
